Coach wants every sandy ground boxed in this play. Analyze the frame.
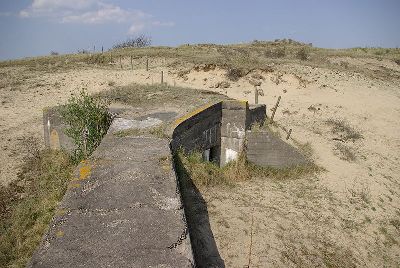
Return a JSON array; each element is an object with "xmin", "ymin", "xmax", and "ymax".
[{"xmin": 1, "ymin": 56, "xmax": 399, "ymax": 267}]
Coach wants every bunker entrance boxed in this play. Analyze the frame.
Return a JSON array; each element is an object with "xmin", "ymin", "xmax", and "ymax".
[{"xmin": 202, "ymin": 146, "xmax": 220, "ymax": 164}]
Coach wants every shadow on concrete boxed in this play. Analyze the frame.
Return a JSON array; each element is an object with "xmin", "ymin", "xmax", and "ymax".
[{"xmin": 173, "ymin": 154, "xmax": 225, "ymax": 268}]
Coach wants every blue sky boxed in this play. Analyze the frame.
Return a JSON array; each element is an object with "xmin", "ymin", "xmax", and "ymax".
[{"xmin": 0, "ymin": 0, "xmax": 399, "ymax": 60}]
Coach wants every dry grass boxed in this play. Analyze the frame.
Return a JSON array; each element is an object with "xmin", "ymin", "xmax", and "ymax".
[
  {"xmin": 0, "ymin": 149, "xmax": 73, "ymax": 268},
  {"xmin": 2, "ymin": 40, "xmax": 399, "ymax": 81},
  {"xmin": 334, "ymin": 143, "xmax": 357, "ymax": 162},
  {"xmin": 175, "ymin": 150, "xmax": 320, "ymax": 188},
  {"xmin": 326, "ymin": 118, "xmax": 363, "ymax": 142}
]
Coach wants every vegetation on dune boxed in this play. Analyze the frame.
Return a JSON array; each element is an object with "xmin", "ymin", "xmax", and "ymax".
[
  {"xmin": 1, "ymin": 38, "xmax": 399, "ymax": 82},
  {"xmin": 0, "ymin": 91, "xmax": 113, "ymax": 267},
  {"xmin": 112, "ymin": 34, "xmax": 152, "ymax": 49},
  {"xmin": 0, "ymin": 149, "xmax": 73, "ymax": 268}
]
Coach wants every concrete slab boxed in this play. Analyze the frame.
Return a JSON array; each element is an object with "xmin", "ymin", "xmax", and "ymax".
[{"xmin": 29, "ymin": 127, "xmax": 194, "ymax": 267}]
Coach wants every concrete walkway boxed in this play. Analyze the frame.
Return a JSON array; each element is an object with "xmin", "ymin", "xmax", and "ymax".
[{"xmin": 29, "ymin": 123, "xmax": 194, "ymax": 267}]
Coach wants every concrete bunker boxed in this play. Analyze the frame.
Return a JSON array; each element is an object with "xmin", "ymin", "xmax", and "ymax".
[
  {"xmin": 43, "ymin": 100, "xmax": 309, "ymax": 169},
  {"xmin": 36, "ymin": 99, "xmax": 310, "ymax": 267},
  {"xmin": 170, "ymin": 100, "xmax": 308, "ymax": 168},
  {"xmin": 170, "ymin": 100, "xmax": 268, "ymax": 166}
]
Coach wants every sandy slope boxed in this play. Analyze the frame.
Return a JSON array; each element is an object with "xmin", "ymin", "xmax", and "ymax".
[{"xmin": 0, "ymin": 56, "xmax": 399, "ymax": 267}]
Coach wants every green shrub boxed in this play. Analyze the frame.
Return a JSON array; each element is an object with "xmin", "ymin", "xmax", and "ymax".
[{"xmin": 61, "ymin": 90, "xmax": 112, "ymax": 162}]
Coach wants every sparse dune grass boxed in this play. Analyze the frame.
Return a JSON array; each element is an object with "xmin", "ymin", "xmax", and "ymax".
[{"xmin": 0, "ymin": 149, "xmax": 73, "ymax": 268}]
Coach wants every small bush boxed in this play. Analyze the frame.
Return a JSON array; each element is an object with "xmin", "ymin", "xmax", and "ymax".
[
  {"xmin": 296, "ymin": 47, "xmax": 309, "ymax": 60},
  {"xmin": 113, "ymin": 34, "xmax": 152, "ymax": 49},
  {"xmin": 61, "ymin": 90, "xmax": 112, "ymax": 162},
  {"xmin": 50, "ymin": 51, "xmax": 59, "ymax": 56},
  {"xmin": 394, "ymin": 59, "xmax": 400, "ymax": 65},
  {"xmin": 226, "ymin": 68, "xmax": 244, "ymax": 81}
]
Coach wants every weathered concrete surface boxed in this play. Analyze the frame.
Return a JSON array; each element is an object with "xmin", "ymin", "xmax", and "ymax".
[
  {"xmin": 43, "ymin": 106, "xmax": 75, "ymax": 152},
  {"xmin": 29, "ymin": 120, "xmax": 194, "ymax": 267},
  {"xmin": 246, "ymin": 130, "xmax": 309, "ymax": 168},
  {"xmin": 220, "ymin": 101, "xmax": 248, "ymax": 166}
]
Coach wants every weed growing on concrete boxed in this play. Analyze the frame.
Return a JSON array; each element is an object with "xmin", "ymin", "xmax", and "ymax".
[
  {"xmin": 61, "ymin": 90, "xmax": 112, "ymax": 162},
  {"xmin": 0, "ymin": 150, "xmax": 73, "ymax": 268}
]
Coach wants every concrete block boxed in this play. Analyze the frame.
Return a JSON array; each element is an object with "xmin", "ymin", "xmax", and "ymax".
[{"xmin": 246, "ymin": 130, "xmax": 309, "ymax": 168}]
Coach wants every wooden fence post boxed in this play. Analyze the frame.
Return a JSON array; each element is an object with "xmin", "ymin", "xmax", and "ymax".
[
  {"xmin": 161, "ymin": 71, "xmax": 164, "ymax": 84},
  {"xmin": 270, "ymin": 95, "xmax": 281, "ymax": 123},
  {"xmin": 146, "ymin": 58, "xmax": 149, "ymax": 71},
  {"xmin": 286, "ymin": 128, "xmax": 292, "ymax": 140},
  {"xmin": 130, "ymin": 56, "xmax": 133, "ymax": 70},
  {"xmin": 254, "ymin": 87, "xmax": 258, "ymax": 104}
]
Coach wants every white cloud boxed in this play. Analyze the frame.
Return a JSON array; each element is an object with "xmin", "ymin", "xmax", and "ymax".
[
  {"xmin": 61, "ymin": 3, "xmax": 149, "ymax": 24},
  {"xmin": 19, "ymin": 0, "xmax": 96, "ymax": 18},
  {"xmin": 128, "ymin": 23, "xmax": 145, "ymax": 35},
  {"xmin": 31, "ymin": 0, "xmax": 95, "ymax": 11},
  {"xmin": 19, "ymin": 1, "xmax": 175, "ymax": 34}
]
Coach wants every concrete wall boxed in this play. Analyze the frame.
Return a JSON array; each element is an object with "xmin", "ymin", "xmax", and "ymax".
[
  {"xmin": 246, "ymin": 130, "xmax": 309, "ymax": 168},
  {"xmin": 43, "ymin": 107, "xmax": 75, "ymax": 152},
  {"xmin": 219, "ymin": 101, "xmax": 248, "ymax": 166},
  {"xmin": 171, "ymin": 101, "xmax": 267, "ymax": 167},
  {"xmin": 171, "ymin": 103, "xmax": 222, "ymax": 160}
]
